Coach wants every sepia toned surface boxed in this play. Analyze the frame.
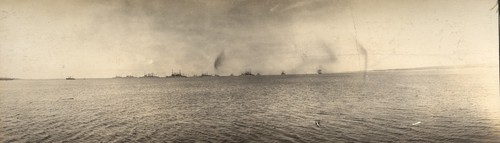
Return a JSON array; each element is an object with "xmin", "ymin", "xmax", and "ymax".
[
  {"xmin": 0, "ymin": 0, "xmax": 498, "ymax": 142},
  {"xmin": 1, "ymin": 67, "xmax": 499, "ymax": 142}
]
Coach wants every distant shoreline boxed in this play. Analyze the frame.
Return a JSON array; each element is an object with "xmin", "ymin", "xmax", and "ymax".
[
  {"xmin": 4, "ymin": 64, "xmax": 497, "ymax": 80},
  {"xmin": 0, "ymin": 77, "xmax": 15, "ymax": 80}
]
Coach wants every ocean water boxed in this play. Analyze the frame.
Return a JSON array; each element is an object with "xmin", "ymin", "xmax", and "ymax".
[{"xmin": 1, "ymin": 67, "xmax": 499, "ymax": 142}]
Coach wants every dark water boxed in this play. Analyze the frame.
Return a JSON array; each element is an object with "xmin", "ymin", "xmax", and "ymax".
[{"xmin": 1, "ymin": 68, "xmax": 499, "ymax": 142}]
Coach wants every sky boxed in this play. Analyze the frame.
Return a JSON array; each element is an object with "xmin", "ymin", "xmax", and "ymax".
[{"xmin": 0, "ymin": 0, "xmax": 498, "ymax": 79}]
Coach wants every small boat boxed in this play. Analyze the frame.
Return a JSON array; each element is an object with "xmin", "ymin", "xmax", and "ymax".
[{"xmin": 66, "ymin": 76, "xmax": 76, "ymax": 80}]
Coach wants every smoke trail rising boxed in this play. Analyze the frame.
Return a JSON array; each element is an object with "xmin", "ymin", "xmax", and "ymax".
[
  {"xmin": 356, "ymin": 41, "xmax": 368, "ymax": 81},
  {"xmin": 214, "ymin": 50, "xmax": 225, "ymax": 70}
]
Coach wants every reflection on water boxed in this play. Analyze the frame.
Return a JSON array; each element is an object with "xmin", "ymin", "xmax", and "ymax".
[{"xmin": 0, "ymin": 67, "xmax": 499, "ymax": 142}]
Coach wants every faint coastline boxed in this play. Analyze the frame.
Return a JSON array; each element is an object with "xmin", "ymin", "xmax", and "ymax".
[
  {"xmin": 108, "ymin": 64, "xmax": 496, "ymax": 79},
  {"xmin": 3, "ymin": 64, "xmax": 494, "ymax": 80},
  {"xmin": 0, "ymin": 77, "xmax": 16, "ymax": 81},
  {"xmin": 370, "ymin": 64, "xmax": 497, "ymax": 72}
]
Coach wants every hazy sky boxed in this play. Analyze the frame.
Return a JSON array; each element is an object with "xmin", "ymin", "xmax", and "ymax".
[{"xmin": 0, "ymin": 0, "xmax": 497, "ymax": 78}]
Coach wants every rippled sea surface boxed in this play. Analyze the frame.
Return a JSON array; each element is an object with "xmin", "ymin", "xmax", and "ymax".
[{"xmin": 1, "ymin": 67, "xmax": 499, "ymax": 142}]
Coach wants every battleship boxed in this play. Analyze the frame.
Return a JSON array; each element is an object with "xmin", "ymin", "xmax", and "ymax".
[
  {"xmin": 66, "ymin": 76, "xmax": 76, "ymax": 80},
  {"xmin": 200, "ymin": 73, "xmax": 213, "ymax": 77},
  {"xmin": 281, "ymin": 71, "xmax": 286, "ymax": 75},
  {"xmin": 113, "ymin": 75, "xmax": 136, "ymax": 78},
  {"xmin": 125, "ymin": 75, "xmax": 136, "ymax": 78},
  {"xmin": 141, "ymin": 73, "xmax": 159, "ymax": 78},
  {"xmin": 167, "ymin": 70, "xmax": 187, "ymax": 78},
  {"xmin": 240, "ymin": 71, "xmax": 255, "ymax": 76}
]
